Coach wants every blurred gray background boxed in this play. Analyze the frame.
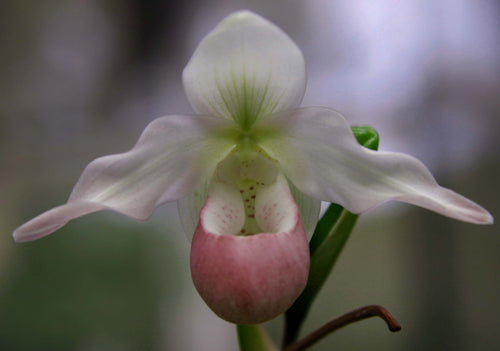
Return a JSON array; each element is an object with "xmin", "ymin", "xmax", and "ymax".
[{"xmin": 1, "ymin": 0, "xmax": 499, "ymax": 350}]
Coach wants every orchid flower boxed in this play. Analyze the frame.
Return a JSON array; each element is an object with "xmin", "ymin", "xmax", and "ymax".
[{"xmin": 13, "ymin": 11, "xmax": 492, "ymax": 325}]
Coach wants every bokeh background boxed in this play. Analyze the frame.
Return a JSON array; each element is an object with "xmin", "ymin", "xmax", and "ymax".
[{"xmin": 1, "ymin": 0, "xmax": 499, "ymax": 350}]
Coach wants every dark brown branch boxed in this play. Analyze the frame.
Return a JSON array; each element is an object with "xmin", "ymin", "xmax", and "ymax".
[{"xmin": 282, "ymin": 305, "xmax": 401, "ymax": 351}]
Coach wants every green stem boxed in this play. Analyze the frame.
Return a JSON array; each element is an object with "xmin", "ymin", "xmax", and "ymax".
[
  {"xmin": 284, "ymin": 209, "xmax": 358, "ymax": 346},
  {"xmin": 283, "ymin": 305, "xmax": 401, "ymax": 351},
  {"xmin": 237, "ymin": 324, "xmax": 277, "ymax": 351}
]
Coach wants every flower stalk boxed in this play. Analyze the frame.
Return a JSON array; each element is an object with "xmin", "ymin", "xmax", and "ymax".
[
  {"xmin": 237, "ymin": 324, "xmax": 278, "ymax": 351},
  {"xmin": 283, "ymin": 305, "xmax": 401, "ymax": 351}
]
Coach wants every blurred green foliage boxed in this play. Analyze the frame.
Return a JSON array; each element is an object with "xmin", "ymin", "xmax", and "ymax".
[{"xmin": 0, "ymin": 216, "xmax": 184, "ymax": 351}]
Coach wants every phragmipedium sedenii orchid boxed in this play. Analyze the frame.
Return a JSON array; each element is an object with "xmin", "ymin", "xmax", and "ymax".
[{"xmin": 14, "ymin": 10, "xmax": 492, "ymax": 344}]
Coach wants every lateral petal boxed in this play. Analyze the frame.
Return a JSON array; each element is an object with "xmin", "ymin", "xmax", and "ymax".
[
  {"xmin": 183, "ymin": 11, "xmax": 306, "ymax": 128},
  {"xmin": 259, "ymin": 107, "xmax": 493, "ymax": 224},
  {"xmin": 13, "ymin": 202, "xmax": 106, "ymax": 242},
  {"xmin": 13, "ymin": 114, "xmax": 235, "ymax": 242}
]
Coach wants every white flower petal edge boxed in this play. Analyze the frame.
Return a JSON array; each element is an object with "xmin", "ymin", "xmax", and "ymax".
[
  {"xmin": 259, "ymin": 107, "xmax": 493, "ymax": 225},
  {"xmin": 190, "ymin": 173, "xmax": 309, "ymax": 324},
  {"xmin": 183, "ymin": 10, "xmax": 306, "ymax": 128},
  {"xmin": 287, "ymin": 181, "xmax": 321, "ymax": 238},
  {"xmin": 177, "ymin": 180, "xmax": 211, "ymax": 241},
  {"xmin": 13, "ymin": 114, "xmax": 236, "ymax": 242}
]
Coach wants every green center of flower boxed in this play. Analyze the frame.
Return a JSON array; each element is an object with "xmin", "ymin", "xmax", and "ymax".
[{"xmin": 215, "ymin": 147, "xmax": 280, "ymax": 236}]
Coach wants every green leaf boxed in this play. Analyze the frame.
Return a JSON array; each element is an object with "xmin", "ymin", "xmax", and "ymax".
[
  {"xmin": 351, "ymin": 125, "xmax": 379, "ymax": 151},
  {"xmin": 283, "ymin": 126, "xmax": 379, "ymax": 346},
  {"xmin": 237, "ymin": 324, "xmax": 277, "ymax": 351},
  {"xmin": 308, "ymin": 203, "xmax": 344, "ymax": 256}
]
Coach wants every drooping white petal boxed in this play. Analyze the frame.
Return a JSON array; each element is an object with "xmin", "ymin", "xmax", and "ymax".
[
  {"xmin": 258, "ymin": 107, "xmax": 493, "ymax": 224},
  {"xmin": 183, "ymin": 11, "xmax": 306, "ymax": 128},
  {"xmin": 13, "ymin": 114, "xmax": 236, "ymax": 242},
  {"xmin": 13, "ymin": 202, "xmax": 107, "ymax": 242}
]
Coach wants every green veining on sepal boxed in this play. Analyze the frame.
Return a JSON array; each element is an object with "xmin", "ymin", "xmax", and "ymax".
[
  {"xmin": 237, "ymin": 324, "xmax": 277, "ymax": 351},
  {"xmin": 283, "ymin": 126, "xmax": 379, "ymax": 346},
  {"xmin": 254, "ymin": 72, "xmax": 272, "ymax": 122}
]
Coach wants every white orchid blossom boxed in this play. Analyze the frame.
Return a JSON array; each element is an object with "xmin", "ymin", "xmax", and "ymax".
[{"xmin": 14, "ymin": 11, "xmax": 492, "ymax": 324}]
